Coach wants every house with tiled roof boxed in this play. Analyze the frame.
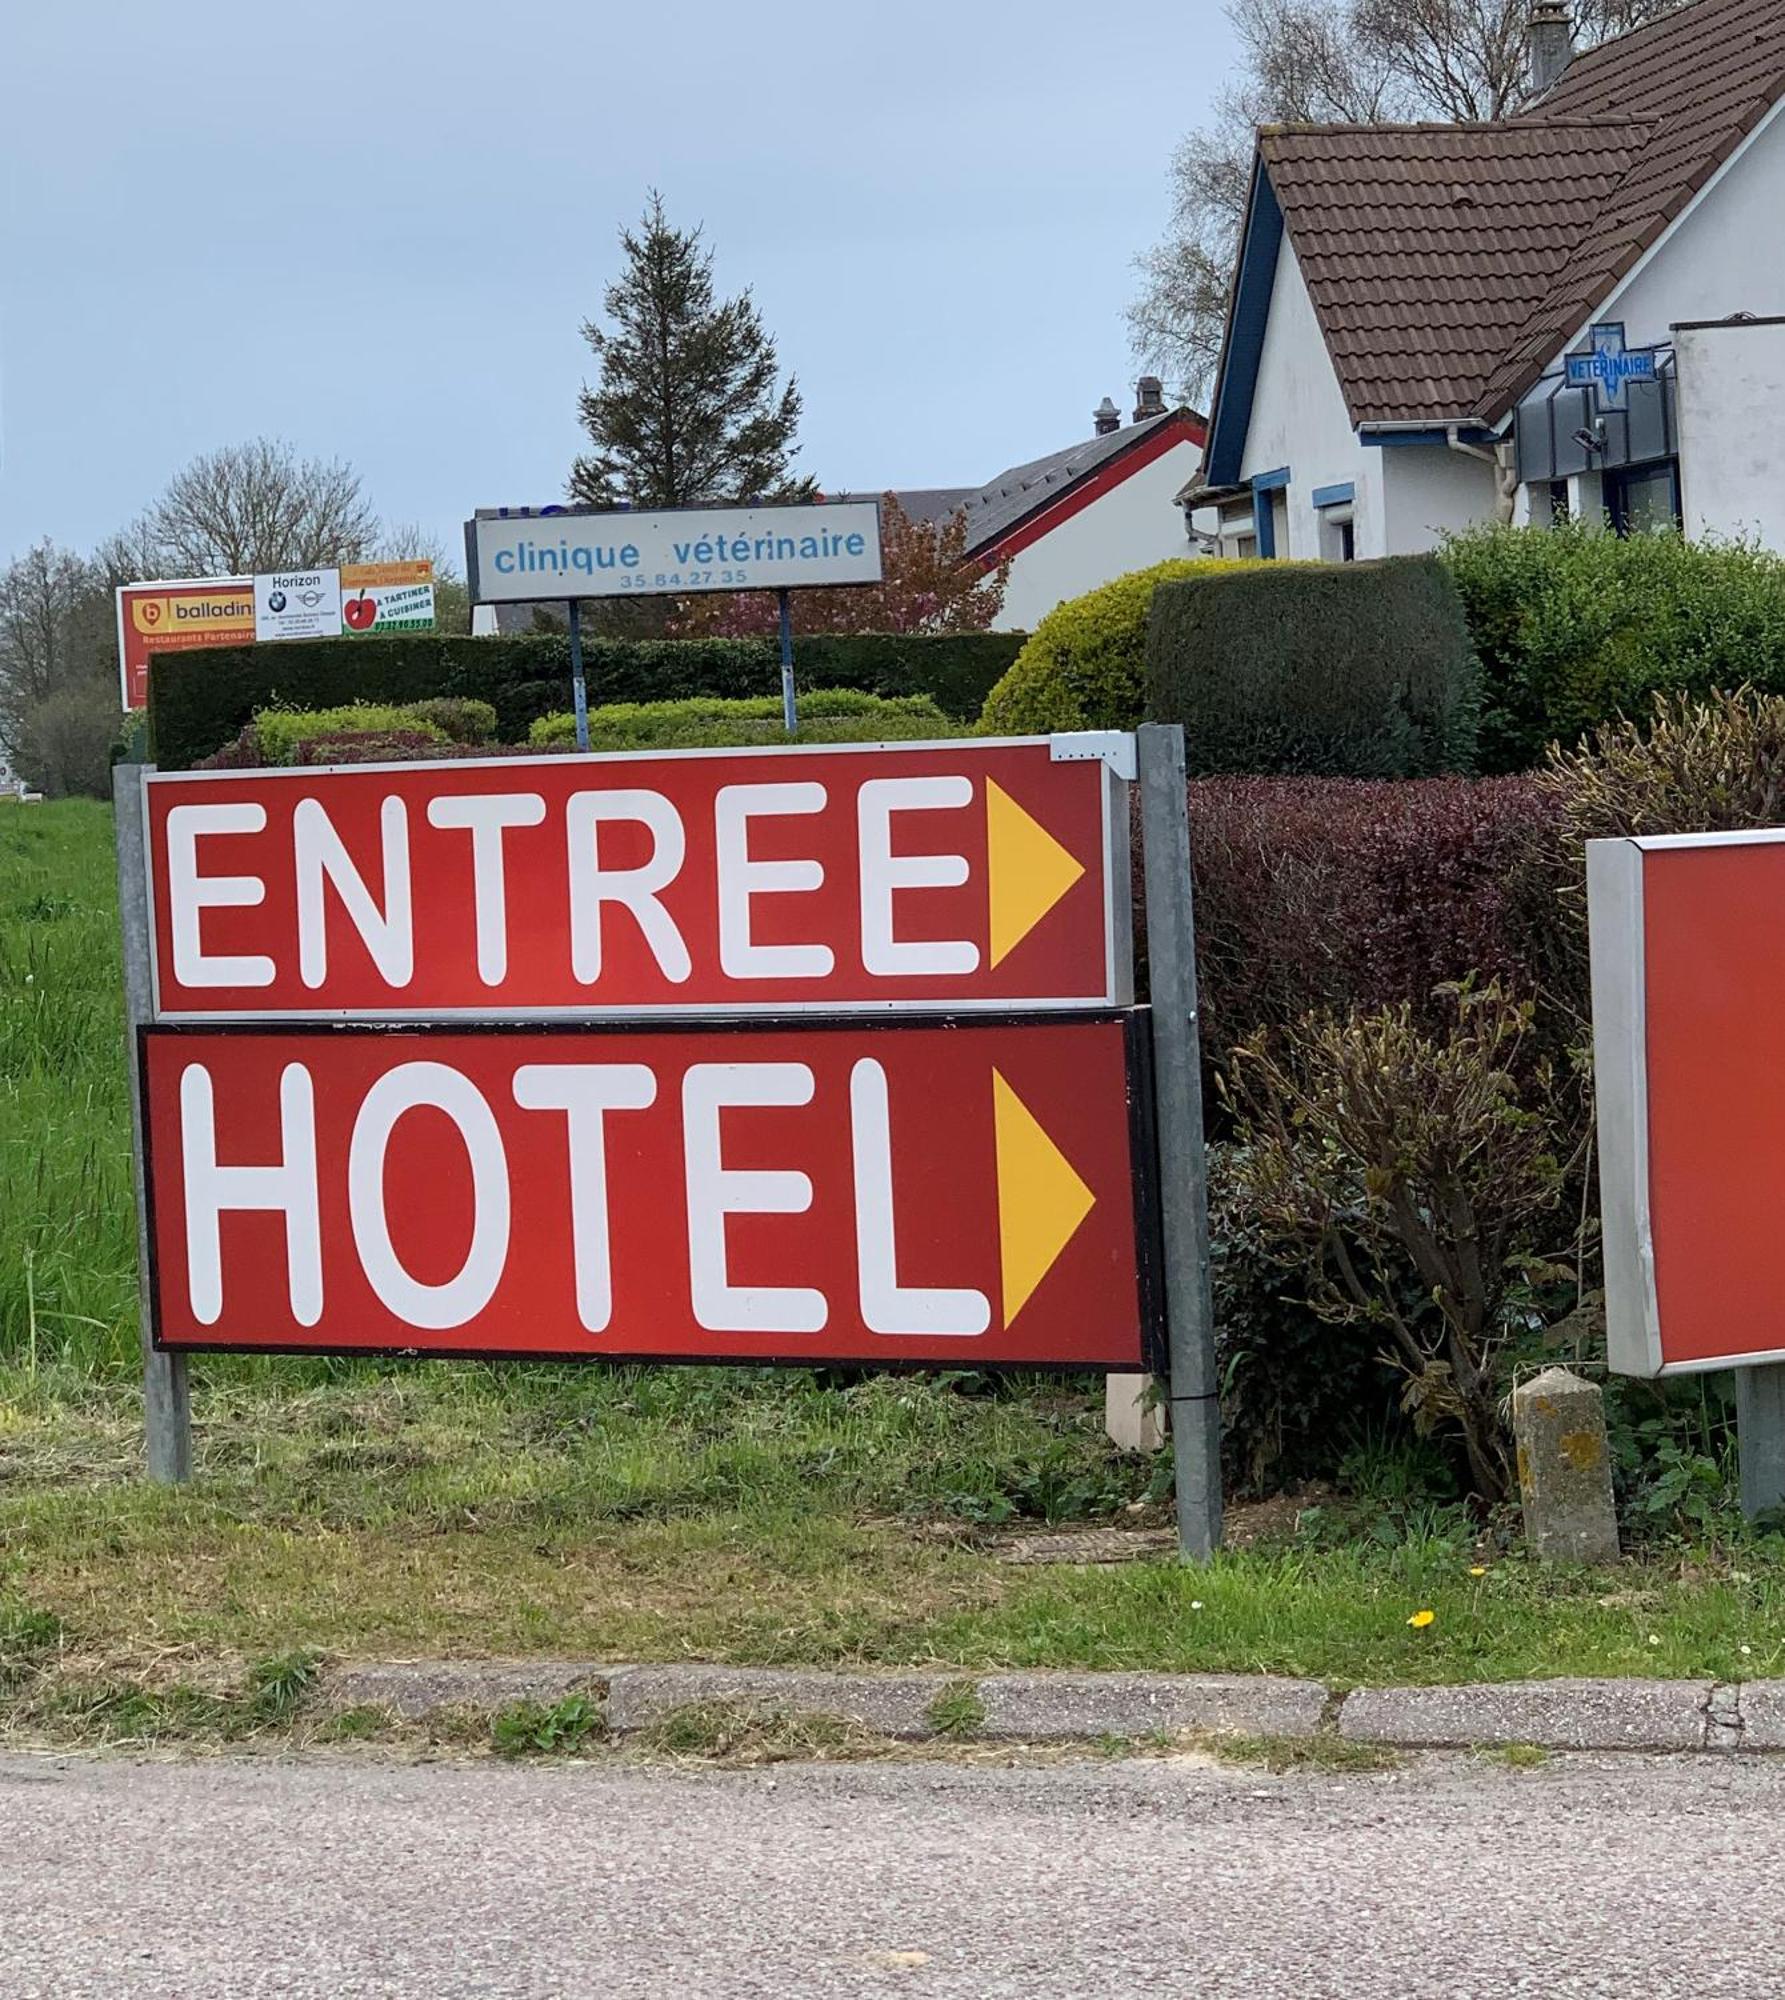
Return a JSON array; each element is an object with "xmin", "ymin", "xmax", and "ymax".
[
  {"xmin": 847, "ymin": 382, "xmax": 1207, "ymax": 630},
  {"xmin": 1190, "ymin": 0, "xmax": 1785, "ymax": 560}
]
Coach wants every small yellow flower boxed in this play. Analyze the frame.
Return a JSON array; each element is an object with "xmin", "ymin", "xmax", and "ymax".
[
  {"xmin": 1468, "ymin": 1566, "xmax": 1487, "ymax": 1577},
  {"xmin": 1408, "ymin": 1609, "xmax": 1436, "ymax": 1629}
]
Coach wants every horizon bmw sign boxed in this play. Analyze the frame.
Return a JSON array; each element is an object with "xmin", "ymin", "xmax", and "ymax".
[{"xmin": 466, "ymin": 499, "xmax": 883, "ymax": 604}]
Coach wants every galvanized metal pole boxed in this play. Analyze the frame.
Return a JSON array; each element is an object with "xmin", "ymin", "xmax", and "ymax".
[
  {"xmin": 113, "ymin": 764, "xmax": 191, "ymax": 1483},
  {"xmin": 568, "ymin": 598, "xmax": 591, "ymax": 753},
  {"xmin": 1737, "ymin": 1364, "xmax": 1785, "ymax": 1520},
  {"xmin": 1136, "ymin": 722, "xmax": 1222, "ymax": 1559},
  {"xmin": 778, "ymin": 589, "xmax": 797, "ymax": 735}
]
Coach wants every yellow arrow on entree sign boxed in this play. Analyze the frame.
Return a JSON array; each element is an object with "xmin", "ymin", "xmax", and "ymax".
[{"xmin": 985, "ymin": 779, "xmax": 1086, "ymax": 968}]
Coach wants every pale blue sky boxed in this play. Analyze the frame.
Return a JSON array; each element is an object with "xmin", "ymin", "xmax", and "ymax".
[{"xmin": 1, "ymin": 0, "xmax": 1236, "ymax": 572}]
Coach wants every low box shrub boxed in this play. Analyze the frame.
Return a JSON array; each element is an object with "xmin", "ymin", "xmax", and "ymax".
[
  {"xmin": 253, "ymin": 704, "xmax": 448, "ymax": 766},
  {"xmin": 529, "ymin": 689, "xmax": 958, "ymax": 752},
  {"xmin": 1443, "ymin": 522, "xmax": 1785, "ymax": 772},
  {"xmin": 1146, "ymin": 556, "xmax": 1480, "ymax": 777},
  {"xmin": 978, "ymin": 559, "xmax": 1246, "ymax": 735},
  {"xmin": 150, "ymin": 630, "xmax": 1023, "ymax": 768}
]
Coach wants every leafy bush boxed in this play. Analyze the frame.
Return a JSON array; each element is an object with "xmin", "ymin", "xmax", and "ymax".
[
  {"xmin": 401, "ymin": 697, "xmax": 498, "ymax": 744},
  {"xmin": 1210, "ymin": 1146, "xmax": 1408, "ymax": 1495},
  {"xmin": 529, "ymin": 690, "xmax": 957, "ymax": 751},
  {"xmin": 1129, "ymin": 776, "xmax": 1556, "ymax": 1058},
  {"xmin": 150, "ymin": 630, "xmax": 1024, "ymax": 767},
  {"xmin": 1225, "ymin": 983, "xmax": 1568, "ymax": 1503},
  {"xmin": 1528, "ymin": 688, "xmax": 1785, "ymax": 1028},
  {"xmin": 978, "ymin": 559, "xmax": 1238, "ymax": 734},
  {"xmin": 1146, "ymin": 556, "xmax": 1479, "ymax": 777},
  {"xmin": 252, "ymin": 704, "xmax": 447, "ymax": 766},
  {"xmin": 292, "ymin": 729, "xmax": 456, "ymax": 766},
  {"xmin": 1442, "ymin": 523, "xmax": 1785, "ymax": 772}
]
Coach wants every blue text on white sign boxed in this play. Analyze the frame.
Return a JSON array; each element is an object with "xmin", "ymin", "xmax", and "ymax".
[{"xmin": 467, "ymin": 500, "xmax": 884, "ymax": 603}]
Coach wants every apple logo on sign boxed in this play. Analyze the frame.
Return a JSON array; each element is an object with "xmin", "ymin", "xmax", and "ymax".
[{"xmin": 344, "ymin": 591, "xmax": 377, "ymax": 632}]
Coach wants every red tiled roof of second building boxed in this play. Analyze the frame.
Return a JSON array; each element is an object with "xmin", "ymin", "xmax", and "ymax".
[{"xmin": 1252, "ymin": 0, "xmax": 1785, "ymax": 428}]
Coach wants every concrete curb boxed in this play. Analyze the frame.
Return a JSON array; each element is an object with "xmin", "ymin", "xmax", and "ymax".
[{"xmin": 313, "ymin": 1663, "xmax": 1785, "ymax": 1754}]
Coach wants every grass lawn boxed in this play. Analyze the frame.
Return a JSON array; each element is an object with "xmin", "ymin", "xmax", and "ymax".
[{"xmin": 1, "ymin": 800, "xmax": 1781, "ymax": 1746}]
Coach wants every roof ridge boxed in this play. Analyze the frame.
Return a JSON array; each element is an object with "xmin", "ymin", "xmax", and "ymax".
[
  {"xmin": 1263, "ymin": 115, "xmax": 1651, "ymax": 137},
  {"xmin": 1542, "ymin": 0, "xmax": 1722, "ymax": 85}
]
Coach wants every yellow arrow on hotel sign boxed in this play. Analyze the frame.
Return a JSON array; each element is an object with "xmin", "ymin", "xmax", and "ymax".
[{"xmin": 993, "ymin": 1068, "xmax": 1097, "ymax": 1322}]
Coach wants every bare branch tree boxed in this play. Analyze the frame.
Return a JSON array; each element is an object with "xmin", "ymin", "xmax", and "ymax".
[
  {"xmin": 0, "ymin": 542, "xmax": 101, "ymax": 726},
  {"xmin": 0, "ymin": 541, "xmax": 119, "ymax": 794},
  {"xmin": 141, "ymin": 439, "xmax": 380, "ymax": 577},
  {"xmin": 375, "ymin": 521, "xmax": 459, "ymax": 578},
  {"xmin": 1130, "ymin": 0, "xmax": 1689, "ymax": 404}
]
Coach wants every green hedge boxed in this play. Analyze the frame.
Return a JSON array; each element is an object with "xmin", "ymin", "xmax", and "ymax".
[
  {"xmin": 1442, "ymin": 522, "xmax": 1785, "ymax": 772},
  {"xmin": 1145, "ymin": 555, "xmax": 1479, "ymax": 776},
  {"xmin": 149, "ymin": 630, "xmax": 1024, "ymax": 769},
  {"xmin": 978, "ymin": 559, "xmax": 1231, "ymax": 734},
  {"xmin": 529, "ymin": 690, "xmax": 958, "ymax": 751}
]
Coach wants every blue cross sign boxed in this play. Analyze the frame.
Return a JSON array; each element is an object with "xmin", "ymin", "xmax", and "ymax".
[{"xmin": 1566, "ymin": 322, "xmax": 1658, "ymax": 411}]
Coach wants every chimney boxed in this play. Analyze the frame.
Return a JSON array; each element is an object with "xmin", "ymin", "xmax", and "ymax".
[
  {"xmin": 1528, "ymin": 2, "xmax": 1574, "ymax": 95},
  {"xmin": 1093, "ymin": 395, "xmax": 1121, "ymax": 437},
  {"xmin": 1133, "ymin": 375, "xmax": 1166, "ymax": 423}
]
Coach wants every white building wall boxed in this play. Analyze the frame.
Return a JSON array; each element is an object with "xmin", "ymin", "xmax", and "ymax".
[
  {"xmin": 1237, "ymin": 238, "xmax": 1383, "ymax": 556},
  {"xmin": 1381, "ymin": 446, "xmax": 1499, "ymax": 551},
  {"xmin": 991, "ymin": 438, "xmax": 1202, "ymax": 631},
  {"xmin": 1675, "ymin": 320, "xmax": 1785, "ymax": 544},
  {"xmin": 1511, "ymin": 103, "xmax": 1785, "ymax": 538},
  {"xmin": 1598, "ymin": 103, "xmax": 1785, "ymax": 351}
]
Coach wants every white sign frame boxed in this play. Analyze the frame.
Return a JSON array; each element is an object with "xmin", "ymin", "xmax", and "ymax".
[{"xmin": 466, "ymin": 500, "xmax": 884, "ymax": 604}]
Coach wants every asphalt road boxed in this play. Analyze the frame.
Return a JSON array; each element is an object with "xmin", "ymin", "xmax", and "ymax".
[{"xmin": 1, "ymin": 1747, "xmax": 1778, "ymax": 1997}]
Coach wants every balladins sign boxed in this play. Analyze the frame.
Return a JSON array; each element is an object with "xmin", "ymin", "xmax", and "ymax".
[
  {"xmin": 131, "ymin": 738, "xmax": 1157, "ymax": 1371},
  {"xmin": 465, "ymin": 500, "xmax": 883, "ymax": 602}
]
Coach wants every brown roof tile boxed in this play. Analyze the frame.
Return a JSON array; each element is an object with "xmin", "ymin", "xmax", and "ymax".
[{"xmin": 1254, "ymin": 0, "xmax": 1785, "ymax": 428}]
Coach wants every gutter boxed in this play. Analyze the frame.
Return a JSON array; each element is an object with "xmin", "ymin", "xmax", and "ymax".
[{"xmin": 1445, "ymin": 424, "xmax": 1499, "ymax": 465}]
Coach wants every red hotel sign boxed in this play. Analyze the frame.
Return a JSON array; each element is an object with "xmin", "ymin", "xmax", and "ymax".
[
  {"xmin": 141, "ymin": 743, "xmax": 1123, "ymax": 1018},
  {"xmin": 141, "ymin": 1018, "xmax": 1154, "ymax": 1367},
  {"xmin": 1590, "ymin": 830, "xmax": 1785, "ymax": 1375}
]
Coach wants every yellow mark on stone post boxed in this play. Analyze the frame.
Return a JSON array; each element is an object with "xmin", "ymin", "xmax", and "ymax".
[
  {"xmin": 993, "ymin": 1069, "xmax": 1096, "ymax": 1322},
  {"xmin": 986, "ymin": 779, "xmax": 1086, "ymax": 967}
]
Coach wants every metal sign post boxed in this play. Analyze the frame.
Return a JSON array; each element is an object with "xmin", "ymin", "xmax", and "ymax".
[
  {"xmin": 113, "ymin": 764, "xmax": 192, "ymax": 1482},
  {"xmin": 567, "ymin": 598, "xmax": 591, "ymax": 752},
  {"xmin": 1137, "ymin": 723, "xmax": 1222, "ymax": 1559},
  {"xmin": 1737, "ymin": 1366, "xmax": 1785, "ymax": 1519},
  {"xmin": 778, "ymin": 588, "xmax": 797, "ymax": 735}
]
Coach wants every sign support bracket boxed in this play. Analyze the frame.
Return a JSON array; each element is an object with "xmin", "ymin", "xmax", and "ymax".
[
  {"xmin": 568, "ymin": 597, "xmax": 591, "ymax": 752},
  {"xmin": 1137, "ymin": 723, "xmax": 1222, "ymax": 1559},
  {"xmin": 114, "ymin": 764, "xmax": 192, "ymax": 1483}
]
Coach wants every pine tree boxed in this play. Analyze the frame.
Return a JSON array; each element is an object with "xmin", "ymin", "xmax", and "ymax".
[{"xmin": 571, "ymin": 193, "xmax": 813, "ymax": 510}]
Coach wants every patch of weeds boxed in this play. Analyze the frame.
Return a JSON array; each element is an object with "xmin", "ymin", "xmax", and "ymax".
[
  {"xmin": 246, "ymin": 1649, "xmax": 322, "ymax": 1725},
  {"xmin": 34, "ymin": 1649, "xmax": 321, "ymax": 1746},
  {"xmin": 926, "ymin": 1680, "xmax": 986, "ymax": 1737},
  {"xmin": 637, "ymin": 1699, "xmax": 879, "ymax": 1766},
  {"xmin": 491, "ymin": 1693, "xmax": 604, "ymax": 1758},
  {"xmin": 1493, "ymin": 1742, "xmax": 1548, "ymax": 1770},
  {"xmin": 0, "ymin": 1602, "xmax": 63, "ymax": 1690},
  {"xmin": 1213, "ymin": 1733, "xmax": 1401, "ymax": 1775},
  {"xmin": 941, "ymin": 1442, "xmax": 1146, "ymax": 1527},
  {"xmin": 312, "ymin": 1704, "xmax": 393, "ymax": 1744}
]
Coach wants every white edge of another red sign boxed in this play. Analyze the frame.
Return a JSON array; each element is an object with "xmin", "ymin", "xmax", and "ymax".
[{"xmin": 1588, "ymin": 827, "xmax": 1785, "ymax": 1377}]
